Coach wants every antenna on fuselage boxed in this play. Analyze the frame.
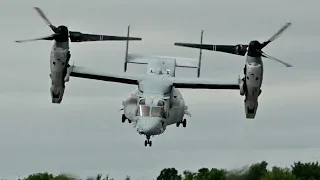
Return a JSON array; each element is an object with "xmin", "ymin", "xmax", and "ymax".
[{"xmin": 197, "ymin": 30, "xmax": 203, "ymax": 78}]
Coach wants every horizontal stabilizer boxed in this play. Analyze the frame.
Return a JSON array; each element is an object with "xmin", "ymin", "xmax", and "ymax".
[{"xmin": 127, "ymin": 53, "xmax": 199, "ymax": 68}]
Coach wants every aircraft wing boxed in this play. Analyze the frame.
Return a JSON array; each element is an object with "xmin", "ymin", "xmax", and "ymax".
[
  {"xmin": 171, "ymin": 77, "xmax": 240, "ymax": 90},
  {"xmin": 70, "ymin": 66, "xmax": 144, "ymax": 85}
]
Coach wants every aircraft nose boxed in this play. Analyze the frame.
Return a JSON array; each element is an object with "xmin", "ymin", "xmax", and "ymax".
[{"xmin": 136, "ymin": 117, "xmax": 162, "ymax": 135}]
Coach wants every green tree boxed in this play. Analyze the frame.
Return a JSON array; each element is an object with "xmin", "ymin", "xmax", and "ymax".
[
  {"xmin": 262, "ymin": 167, "xmax": 297, "ymax": 180},
  {"xmin": 226, "ymin": 166, "xmax": 249, "ymax": 180},
  {"xmin": 52, "ymin": 174, "xmax": 73, "ymax": 180},
  {"xmin": 157, "ymin": 168, "xmax": 182, "ymax": 180},
  {"xmin": 195, "ymin": 168, "xmax": 210, "ymax": 180},
  {"xmin": 291, "ymin": 161, "xmax": 320, "ymax": 180},
  {"xmin": 207, "ymin": 168, "xmax": 227, "ymax": 180},
  {"xmin": 182, "ymin": 170, "xmax": 196, "ymax": 180},
  {"xmin": 96, "ymin": 174, "xmax": 102, "ymax": 180},
  {"xmin": 194, "ymin": 168, "xmax": 227, "ymax": 180},
  {"xmin": 245, "ymin": 161, "xmax": 268, "ymax": 180},
  {"xmin": 24, "ymin": 173, "xmax": 54, "ymax": 180},
  {"xmin": 124, "ymin": 175, "xmax": 131, "ymax": 180}
]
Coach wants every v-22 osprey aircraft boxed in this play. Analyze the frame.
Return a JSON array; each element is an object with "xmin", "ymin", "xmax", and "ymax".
[
  {"xmin": 68, "ymin": 26, "xmax": 240, "ymax": 147},
  {"xmin": 175, "ymin": 23, "xmax": 293, "ymax": 119},
  {"xmin": 15, "ymin": 7, "xmax": 142, "ymax": 104}
]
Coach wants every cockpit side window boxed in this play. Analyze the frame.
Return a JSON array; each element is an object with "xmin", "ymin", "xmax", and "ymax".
[
  {"xmin": 157, "ymin": 100, "xmax": 165, "ymax": 106},
  {"xmin": 138, "ymin": 99, "xmax": 146, "ymax": 105},
  {"xmin": 137, "ymin": 105, "xmax": 150, "ymax": 116}
]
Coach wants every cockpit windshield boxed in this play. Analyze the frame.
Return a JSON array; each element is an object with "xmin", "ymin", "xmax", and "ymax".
[
  {"xmin": 150, "ymin": 106, "xmax": 165, "ymax": 118},
  {"xmin": 137, "ymin": 105, "xmax": 150, "ymax": 117},
  {"xmin": 137, "ymin": 105, "xmax": 165, "ymax": 118}
]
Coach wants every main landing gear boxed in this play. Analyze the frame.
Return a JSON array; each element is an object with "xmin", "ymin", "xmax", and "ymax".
[
  {"xmin": 176, "ymin": 119, "xmax": 187, "ymax": 127},
  {"xmin": 144, "ymin": 136, "xmax": 152, "ymax": 147},
  {"xmin": 121, "ymin": 114, "xmax": 132, "ymax": 123}
]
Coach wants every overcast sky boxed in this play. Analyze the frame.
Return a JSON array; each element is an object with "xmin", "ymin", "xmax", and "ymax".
[{"xmin": 0, "ymin": 0, "xmax": 319, "ymax": 179}]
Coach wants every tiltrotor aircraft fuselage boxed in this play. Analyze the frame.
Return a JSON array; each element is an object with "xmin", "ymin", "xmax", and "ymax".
[{"xmin": 68, "ymin": 28, "xmax": 240, "ymax": 146}]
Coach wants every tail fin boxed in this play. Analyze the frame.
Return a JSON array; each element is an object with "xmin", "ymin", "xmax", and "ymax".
[
  {"xmin": 197, "ymin": 30, "xmax": 203, "ymax": 78},
  {"xmin": 124, "ymin": 25, "xmax": 130, "ymax": 72}
]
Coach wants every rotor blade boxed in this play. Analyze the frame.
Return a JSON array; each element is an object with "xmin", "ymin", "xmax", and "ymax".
[
  {"xmin": 174, "ymin": 43, "xmax": 248, "ymax": 56},
  {"xmin": 175, "ymin": 43, "xmax": 215, "ymax": 50},
  {"xmin": 262, "ymin": 22, "xmax": 292, "ymax": 48},
  {"xmin": 15, "ymin": 34, "xmax": 55, "ymax": 43},
  {"xmin": 69, "ymin": 31, "xmax": 142, "ymax": 42},
  {"xmin": 33, "ymin": 7, "xmax": 56, "ymax": 31},
  {"xmin": 261, "ymin": 51, "xmax": 292, "ymax": 67}
]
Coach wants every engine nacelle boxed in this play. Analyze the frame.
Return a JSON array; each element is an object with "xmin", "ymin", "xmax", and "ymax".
[
  {"xmin": 244, "ymin": 99, "xmax": 258, "ymax": 119},
  {"xmin": 50, "ymin": 67, "xmax": 72, "ymax": 104},
  {"xmin": 49, "ymin": 46, "xmax": 72, "ymax": 104},
  {"xmin": 245, "ymin": 62, "xmax": 262, "ymax": 88},
  {"xmin": 242, "ymin": 62, "xmax": 263, "ymax": 100},
  {"xmin": 239, "ymin": 74, "xmax": 245, "ymax": 96},
  {"xmin": 50, "ymin": 85, "xmax": 65, "ymax": 104},
  {"xmin": 235, "ymin": 44, "xmax": 248, "ymax": 56},
  {"xmin": 241, "ymin": 62, "xmax": 262, "ymax": 119}
]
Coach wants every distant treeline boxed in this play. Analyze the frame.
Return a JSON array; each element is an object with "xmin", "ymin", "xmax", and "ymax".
[{"xmin": 13, "ymin": 160, "xmax": 320, "ymax": 180}]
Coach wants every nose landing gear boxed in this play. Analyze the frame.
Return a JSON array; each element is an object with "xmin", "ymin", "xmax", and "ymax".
[{"xmin": 144, "ymin": 136, "xmax": 152, "ymax": 147}]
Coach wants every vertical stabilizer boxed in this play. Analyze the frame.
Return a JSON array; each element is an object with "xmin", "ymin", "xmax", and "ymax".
[{"xmin": 197, "ymin": 30, "xmax": 203, "ymax": 78}]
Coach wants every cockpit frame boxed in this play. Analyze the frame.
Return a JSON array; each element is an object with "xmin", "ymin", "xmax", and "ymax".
[{"xmin": 136, "ymin": 105, "xmax": 166, "ymax": 118}]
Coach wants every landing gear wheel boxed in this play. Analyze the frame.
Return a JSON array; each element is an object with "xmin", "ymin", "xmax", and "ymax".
[
  {"xmin": 182, "ymin": 119, "xmax": 187, "ymax": 127},
  {"xmin": 144, "ymin": 136, "xmax": 152, "ymax": 147},
  {"xmin": 121, "ymin": 114, "xmax": 126, "ymax": 123},
  {"xmin": 176, "ymin": 122, "xmax": 180, "ymax": 127}
]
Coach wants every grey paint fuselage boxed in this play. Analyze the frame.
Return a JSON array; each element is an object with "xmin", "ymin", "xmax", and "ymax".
[{"xmin": 122, "ymin": 58, "xmax": 187, "ymax": 137}]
